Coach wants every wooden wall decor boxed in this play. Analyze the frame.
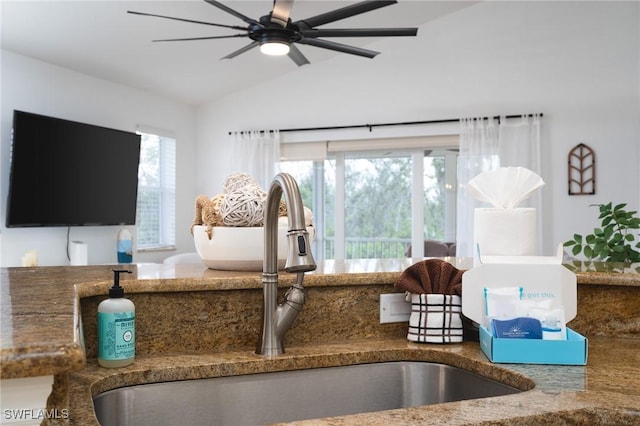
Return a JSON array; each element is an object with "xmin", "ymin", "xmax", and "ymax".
[{"xmin": 568, "ymin": 143, "xmax": 596, "ymax": 195}]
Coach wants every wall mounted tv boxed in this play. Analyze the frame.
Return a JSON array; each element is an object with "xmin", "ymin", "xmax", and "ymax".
[{"xmin": 6, "ymin": 110, "xmax": 141, "ymax": 227}]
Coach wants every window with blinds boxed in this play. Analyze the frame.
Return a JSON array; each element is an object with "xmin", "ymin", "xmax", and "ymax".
[{"xmin": 136, "ymin": 132, "xmax": 176, "ymax": 250}]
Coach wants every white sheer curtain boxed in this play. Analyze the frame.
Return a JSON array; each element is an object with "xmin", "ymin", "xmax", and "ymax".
[
  {"xmin": 456, "ymin": 115, "xmax": 543, "ymax": 257},
  {"xmin": 230, "ymin": 130, "xmax": 281, "ymax": 190},
  {"xmin": 498, "ymin": 114, "xmax": 543, "ymax": 254},
  {"xmin": 456, "ymin": 117, "xmax": 500, "ymax": 258}
]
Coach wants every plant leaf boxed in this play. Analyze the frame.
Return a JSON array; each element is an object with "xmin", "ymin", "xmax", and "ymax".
[
  {"xmin": 604, "ymin": 226, "xmax": 614, "ymax": 240},
  {"xmin": 572, "ymin": 245, "xmax": 582, "ymax": 256},
  {"xmin": 584, "ymin": 245, "xmax": 594, "ymax": 258},
  {"xmin": 614, "ymin": 203, "xmax": 626, "ymax": 211}
]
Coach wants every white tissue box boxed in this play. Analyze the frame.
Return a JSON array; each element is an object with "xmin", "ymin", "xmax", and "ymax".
[{"xmin": 473, "ymin": 207, "xmax": 537, "ymax": 260}]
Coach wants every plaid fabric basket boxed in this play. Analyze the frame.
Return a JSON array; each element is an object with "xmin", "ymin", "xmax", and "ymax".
[{"xmin": 407, "ymin": 294, "xmax": 463, "ymax": 343}]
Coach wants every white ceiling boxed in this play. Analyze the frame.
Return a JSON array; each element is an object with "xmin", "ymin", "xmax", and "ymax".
[{"xmin": 1, "ymin": 0, "xmax": 475, "ymax": 106}]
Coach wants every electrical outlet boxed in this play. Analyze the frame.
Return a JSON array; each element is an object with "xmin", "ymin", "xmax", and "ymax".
[{"xmin": 379, "ymin": 293, "xmax": 411, "ymax": 324}]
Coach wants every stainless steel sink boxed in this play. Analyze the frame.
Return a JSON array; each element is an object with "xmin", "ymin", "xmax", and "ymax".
[{"xmin": 94, "ymin": 361, "xmax": 522, "ymax": 426}]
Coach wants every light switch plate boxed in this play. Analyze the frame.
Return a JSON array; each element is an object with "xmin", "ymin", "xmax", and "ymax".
[{"xmin": 379, "ymin": 293, "xmax": 411, "ymax": 324}]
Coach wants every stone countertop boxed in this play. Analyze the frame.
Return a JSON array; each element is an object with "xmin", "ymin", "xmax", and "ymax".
[
  {"xmin": 69, "ymin": 338, "xmax": 640, "ymax": 425},
  {"xmin": 1, "ymin": 258, "xmax": 640, "ymax": 379},
  {"xmin": 2, "ymin": 259, "xmax": 640, "ymax": 425}
]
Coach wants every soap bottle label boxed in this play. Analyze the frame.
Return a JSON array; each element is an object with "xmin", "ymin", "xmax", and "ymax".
[{"xmin": 98, "ymin": 311, "xmax": 135, "ymax": 360}]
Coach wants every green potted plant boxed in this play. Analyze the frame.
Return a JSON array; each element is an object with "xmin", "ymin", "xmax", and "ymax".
[{"xmin": 564, "ymin": 202, "xmax": 640, "ymax": 265}]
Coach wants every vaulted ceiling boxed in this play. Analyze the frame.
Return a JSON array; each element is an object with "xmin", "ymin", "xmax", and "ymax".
[{"xmin": 1, "ymin": 1, "xmax": 475, "ymax": 105}]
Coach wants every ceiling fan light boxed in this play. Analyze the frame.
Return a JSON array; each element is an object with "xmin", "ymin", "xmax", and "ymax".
[{"xmin": 260, "ymin": 41, "xmax": 290, "ymax": 56}]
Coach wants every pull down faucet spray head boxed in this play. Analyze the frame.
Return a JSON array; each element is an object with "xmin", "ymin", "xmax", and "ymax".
[{"xmin": 285, "ymin": 230, "xmax": 316, "ymax": 273}]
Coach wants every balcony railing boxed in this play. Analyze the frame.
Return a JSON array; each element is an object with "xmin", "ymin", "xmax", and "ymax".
[{"xmin": 321, "ymin": 237, "xmax": 411, "ymax": 260}]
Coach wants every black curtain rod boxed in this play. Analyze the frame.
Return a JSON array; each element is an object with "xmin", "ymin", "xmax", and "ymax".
[{"xmin": 228, "ymin": 113, "xmax": 543, "ymax": 135}]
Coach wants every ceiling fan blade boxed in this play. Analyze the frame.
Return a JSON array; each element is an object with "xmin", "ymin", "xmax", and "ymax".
[
  {"xmin": 287, "ymin": 44, "xmax": 310, "ymax": 66},
  {"xmin": 127, "ymin": 10, "xmax": 246, "ymax": 31},
  {"xmin": 271, "ymin": 0, "xmax": 294, "ymax": 27},
  {"xmin": 204, "ymin": 0, "xmax": 262, "ymax": 27},
  {"xmin": 222, "ymin": 41, "xmax": 259, "ymax": 59},
  {"xmin": 297, "ymin": 38, "xmax": 379, "ymax": 58},
  {"xmin": 295, "ymin": 0, "xmax": 396, "ymax": 29},
  {"xmin": 153, "ymin": 34, "xmax": 248, "ymax": 42},
  {"xmin": 302, "ymin": 27, "xmax": 418, "ymax": 38}
]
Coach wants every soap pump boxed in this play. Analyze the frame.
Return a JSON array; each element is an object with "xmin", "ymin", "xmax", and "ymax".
[{"xmin": 97, "ymin": 269, "xmax": 135, "ymax": 368}]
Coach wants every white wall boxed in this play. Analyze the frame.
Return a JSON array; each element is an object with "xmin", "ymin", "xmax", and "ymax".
[
  {"xmin": 197, "ymin": 1, "xmax": 640, "ymax": 255},
  {"xmin": 1, "ymin": 51, "xmax": 198, "ymax": 266}
]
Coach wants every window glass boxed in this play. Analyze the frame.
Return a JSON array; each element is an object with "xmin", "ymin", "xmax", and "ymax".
[
  {"xmin": 424, "ymin": 154, "xmax": 445, "ymax": 241},
  {"xmin": 344, "ymin": 152, "xmax": 412, "ymax": 258},
  {"xmin": 323, "ymin": 159, "xmax": 335, "ymax": 260},
  {"xmin": 425, "ymin": 149, "xmax": 458, "ymax": 243}
]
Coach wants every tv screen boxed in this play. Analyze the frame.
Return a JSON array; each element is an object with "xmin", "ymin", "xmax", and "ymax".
[{"xmin": 6, "ymin": 110, "xmax": 141, "ymax": 227}]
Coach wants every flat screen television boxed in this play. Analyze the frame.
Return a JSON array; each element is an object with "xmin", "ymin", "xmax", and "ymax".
[{"xmin": 6, "ymin": 110, "xmax": 141, "ymax": 227}]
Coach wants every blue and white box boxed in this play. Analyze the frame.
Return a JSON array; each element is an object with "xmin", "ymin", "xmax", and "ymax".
[{"xmin": 462, "ymin": 248, "xmax": 587, "ymax": 365}]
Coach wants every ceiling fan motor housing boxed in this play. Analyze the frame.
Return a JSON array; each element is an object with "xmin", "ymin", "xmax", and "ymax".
[{"xmin": 251, "ymin": 15, "xmax": 301, "ymax": 45}]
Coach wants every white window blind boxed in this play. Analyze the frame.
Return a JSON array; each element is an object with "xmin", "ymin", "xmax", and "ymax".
[
  {"xmin": 280, "ymin": 135, "xmax": 458, "ymax": 161},
  {"xmin": 280, "ymin": 141, "xmax": 327, "ymax": 161},
  {"xmin": 327, "ymin": 135, "xmax": 458, "ymax": 152}
]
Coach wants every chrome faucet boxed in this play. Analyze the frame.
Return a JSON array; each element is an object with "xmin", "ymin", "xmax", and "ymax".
[{"xmin": 257, "ymin": 173, "xmax": 317, "ymax": 356}]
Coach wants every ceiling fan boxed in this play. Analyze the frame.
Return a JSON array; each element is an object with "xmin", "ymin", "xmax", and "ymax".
[{"xmin": 128, "ymin": 0, "xmax": 418, "ymax": 66}]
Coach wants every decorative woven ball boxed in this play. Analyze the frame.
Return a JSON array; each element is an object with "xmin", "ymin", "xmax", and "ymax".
[
  {"xmin": 219, "ymin": 186, "xmax": 267, "ymax": 227},
  {"xmin": 223, "ymin": 172, "xmax": 261, "ymax": 194},
  {"xmin": 208, "ymin": 193, "xmax": 225, "ymax": 226},
  {"xmin": 278, "ymin": 200, "xmax": 288, "ymax": 217}
]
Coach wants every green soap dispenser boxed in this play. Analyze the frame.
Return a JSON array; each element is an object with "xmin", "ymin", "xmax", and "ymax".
[{"xmin": 98, "ymin": 269, "xmax": 135, "ymax": 368}]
